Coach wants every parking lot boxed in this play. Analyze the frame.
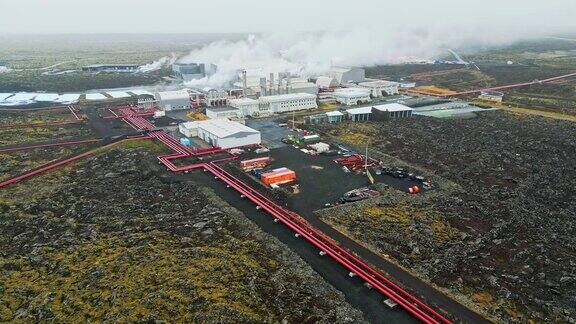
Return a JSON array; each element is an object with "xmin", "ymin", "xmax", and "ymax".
[
  {"xmin": 246, "ymin": 118, "xmax": 292, "ymax": 149},
  {"xmin": 243, "ymin": 145, "xmax": 424, "ymax": 216}
]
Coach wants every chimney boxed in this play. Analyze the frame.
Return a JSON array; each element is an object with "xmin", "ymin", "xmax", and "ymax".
[
  {"xmin": 278, "ymin": 73, "xmax": 283, "ymax": 95},
  {"xmin": 286, "ymin": 73, "xmax": 291, "ymax": 94},
  {"xmin": 242, "ymin": 70, "xmax": 248, "ymax": 97},
  {"xmin": 260, "ymin": 77, "xmax": 267, "ymax": 97},
  {"xmin": 269, "ymin": 73, "xmax": 275, "ymax": 95}
]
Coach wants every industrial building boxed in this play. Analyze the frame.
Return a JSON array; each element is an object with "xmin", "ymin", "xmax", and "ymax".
[
  {"xmin": 228, "ymin": 98, "xmax": 260, "ymax": 117},
  {"xmin": 371, "ymin": 103, "xmax": 413, "ymax": 120},
  {"xmin": 172, "ymin": 62, "xmax": 217, "ymax": 81},
  {"xmin": 258, "ymin": 93, "xmax": 318, "ymax": 113},
  {"xmin": 188, "ymin": 119, "xmax": 261, "ymax": 149},
  {"xmin": 326, "ymin": 110, "xmax": 345, "ymax": 123},
  {"xmin": 329, "ymin": 67, "xmax": 366, "ymax": 84},
  {"xmin": 155, "ymin": 90, "xmax": 191, "ymax": 111},
  {"xmin": 332, "ymin": 88, "xmax": 371, "ymax": 106},
  {"xmin": 179, "ymin": 121, "xmax": 199, "ymax": 137},
  {"xmin": 315, "ymin": 76, "xmax": 339, "ymax": 89},
  {"xmin": 82, "ymin": 64, "xmax": 139, "ymax": 73},
  {"xmin": 233, "ymin": 72, "xmax": 316, "ymax": 97},
  {"xmin": 204, "ymin": 89, "xmax": 228, "ymax": 107},
  {"xmin": 345, "ymin": 106, "xmax": 373, "ymax": 122},
  {"xmin": 345, "ymin": 103, "xmax": 413, "ymax": 122},
  {"xmin": 305, "ymin": 110, "xmax": 344, "ymax": 124},
  {"xmin": 358, "ymin": 80, "xmax": 400, "ymax": 97},
  {"xmin": 289, "ymin": 79, "xmax": 319, "ymax": 95},
  {"xmin": 205, "ymin": 106, "xmax": 242, "ymax": 120}
]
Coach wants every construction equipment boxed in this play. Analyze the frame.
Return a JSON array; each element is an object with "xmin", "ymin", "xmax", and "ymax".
[{"xmin": 334, "ymin": 154, "xmax": 379, "ymax": 173}]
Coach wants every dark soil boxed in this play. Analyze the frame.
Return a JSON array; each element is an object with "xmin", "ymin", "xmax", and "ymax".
[
  {"xmin": 0, "ymin": 147, "xmax": 365, "ymax": 323},
  {"xmin": 311, "ymin": 111, "xmax": 576, "ymax": 322}
]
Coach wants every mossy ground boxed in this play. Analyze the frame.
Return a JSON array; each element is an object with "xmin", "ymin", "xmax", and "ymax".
[{"xmin": 0, "ymin": 143, "xmax": 364, "ymax": 322}]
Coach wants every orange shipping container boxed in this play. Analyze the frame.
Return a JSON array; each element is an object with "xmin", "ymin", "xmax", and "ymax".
[{"xmin": 261, "ymin": 169, "xmax": 296, "ymax": 185}]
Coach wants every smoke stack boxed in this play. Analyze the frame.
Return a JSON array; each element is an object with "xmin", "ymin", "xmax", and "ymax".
[
  {"xmin": 286, "ymin": 73, "xmax": 291, "ymax": 94},
  {"xmin": 242, "ymin": 70, "xmax": 248, "ymax": 97},
  {"xmin": 278, "ymin": 73, "xmax": 283, "ymax": 95},
  {"xmin": 260, "ymin": 77, "xmax": 267, "ymax": 97},
  {"xmin": 269, "ymin": 73, "xmax": 275, "ymax": 95}
]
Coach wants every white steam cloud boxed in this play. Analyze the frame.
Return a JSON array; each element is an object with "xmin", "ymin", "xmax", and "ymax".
[
  {"xmin": 179, "ymin": 25, "xmax": 540, "ymax": 87},
  {"xmin": 138, "ymin": 54, "xmax": 177, "ymax": 73}
]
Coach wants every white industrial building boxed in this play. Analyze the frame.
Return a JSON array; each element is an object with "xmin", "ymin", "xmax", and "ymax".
[
  {"xmin": 179, "ymin": 121, "xmax": 199, "ymax": 137},
  {"xmin": 372, "ymin": 103, "xmax": 413, "ymax": 119},
  {"xmin": 316, "ymin": 76, "xmax": 339, "ymax": 89},
  {"xmin": 332, "ymin": 88, "xmax": 371, "ymax": 106},
  {"xmin": 258, "ymin": 93, "xmax": 318, "ymax": 113},
  {"xmin": 345, "ymin": 103, "xmax": 413, "ymax": 122},
  {"xmin": 326, "ymin": 110, "xmax": 345, "ymax": 123},
  {"xmin": 290, "ymin": 80, "xmax": 319, "ymax": 95},
  {"xmin": 155, "ymin": 90, "xmax": 190, "ymax": 111},
  {"xmin": 345, "ymin": 106, "xmax": 373, "ymax": 122},
  {"xmin": 228, "ymin": 98, "xmax": 260, "ymax": 117},
  {"xmin": 205, "ymin": 107, "xmax": 242, "ymax": 120},
  {"xmin": 195, "ymin": 119, "xmax": 261, "ymax": 149},
  {"xmin": 329, "ymin": 67, "xmax": 366, "ymax": 84},
  {"xmin": 358, "ymin": 80, "xmax": 400, "ymax": 97}
]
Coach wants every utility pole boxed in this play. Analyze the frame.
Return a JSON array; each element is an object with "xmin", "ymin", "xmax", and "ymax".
[{"xmin": 292, "ymin": 110, "xmax": 296, "ymax": 130}]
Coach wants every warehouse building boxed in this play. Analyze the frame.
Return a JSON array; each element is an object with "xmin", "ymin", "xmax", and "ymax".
[
  {"xmin": 372, "ymin": 103, "xmax": 413, "ymax": 120},
  {"xmin": 358, "ymin": 80, "xmax": 400, "ymax": 97},
  {"xmin": 315, "ymin": 76, "xmax": 339, "ymax": 89},
  {"xmin": 205, "ymin": 107, "xmax": 242, "ymax": 120},
  {"xmin": 345, "ymin": 106, "xmax": 373, "ymax": 122},
  {"xmin": 196, "ymin": 119, "xmax": 261, "ymax": 148},
  {"xmin": 345, "ymin": 103, "xmax": 413, "ymax": 122},
  {"xmin": 228, "ymin": 98, "xmax": 259, "ymax": 117},
  {"xmin": 329, "ymin": 67, "xmax": 366, "ymax": 84},
  {"xmin": 290, "ymin": 80, "xmax": 319, "ymax": 95},
  {"xmin": 179, "ymin": 121, "xmax": 199, "ymax": 137},
  {"xmin": 326, "ymin": 110, "xmax": 345, "ymax": 123},
  {"xmin": 332, "ymin": 88, "xmax": 371, "ymax": 106},
  {"xmin": 155, "ymin": 90, "xmax": 191, "ymax": 111},
  {"xmin": 258, "ymin": 93, "xmax": 317, "ymax": 113}
]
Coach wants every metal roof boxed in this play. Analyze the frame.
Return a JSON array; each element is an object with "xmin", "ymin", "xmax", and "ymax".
[
  {"xmin": 346, "ymin": 106, "xmax": 373, "ymax": 115},
  {"xmin": 106, "ymin": 91, "xmax": 132, "ymax": 99},
  {"xmin": 229, "ymin": 98, "xmax": 258, "ymax": 105},
  {"xmin": 85, "ymin": 93, "xmax": 108, "ymax": 101},
  {"xmin": 156, "ymin": 90, "xmax": 190, "ymax": 101},
  {"xmin": 57, "ymin": 94, "xmax": 81, "ymax": 103},
  {"xmin": 373, "ymin": 103, "xmax": 413, "ymax": 112},
  {"xmin": 333, "ymin": 88, "xmax": 371, "ymax": 98},
  {"xmin": 259, "ymin": 93, "xmax": 316, "ymax": 103},
  {"xmin": 34, "ymin": 93, "xmax": 60, "ymax": 102},
  {"xmin": 316, "ymin": 76, "xmax": 338, "ymax": 88},
  {"xmin": 326, "ymin": 110, "xmax": 344, "ymax": 117},
  {"xmin": 198, "ymin": 119, "xmax": 259, "ymax": 139},
  {"xmin": 130, "ymin": 89, "xmax": 154, "ymax": 96}
]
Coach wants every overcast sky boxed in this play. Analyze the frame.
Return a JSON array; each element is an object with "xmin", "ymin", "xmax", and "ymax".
[{"xmin": 0, "ymin": 0, "xmax": 575, "ymax": 34}]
